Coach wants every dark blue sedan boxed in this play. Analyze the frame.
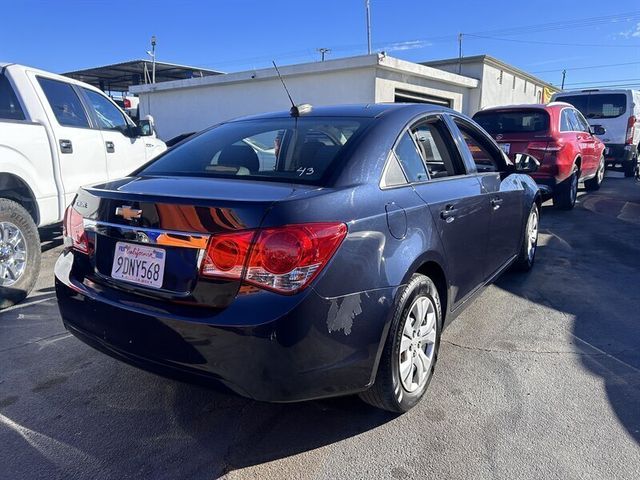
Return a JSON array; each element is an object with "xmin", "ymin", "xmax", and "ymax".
[{"xmin": 55, "ymin": 104, "xmax": 541, "ymax": 412}]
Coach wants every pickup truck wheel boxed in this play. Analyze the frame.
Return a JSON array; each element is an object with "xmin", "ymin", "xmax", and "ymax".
[
  {"xmin": 553, "ymin": 166, "xmax": 578, "ymax": 210},
  {"xmin": 584, "ymin": 156, "xmax": 605, "ymax": 191},
  {"xmin": 359, "ymin": 274, "xmax": 441, "ymax": 413},
  {"xmin": 0, "ymin": 199, "xmax": 40, "ymax": 310}
]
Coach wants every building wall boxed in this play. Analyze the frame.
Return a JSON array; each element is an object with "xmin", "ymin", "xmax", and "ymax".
[
  {"xmin": 374, "ymin": 68, "xmax": 467, "ymax": 112},
  {"xmin": 479, "ymin": 63, "xmax": 544, "ymax": 114},
  {"xmin": 139, "ymin": 68, "xmax": 377, "ymax": 140}
]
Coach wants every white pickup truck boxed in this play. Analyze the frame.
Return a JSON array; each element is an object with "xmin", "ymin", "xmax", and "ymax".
[{"xmin": 0, "ymin": 63, "xmax": 166, "ymax": 308}]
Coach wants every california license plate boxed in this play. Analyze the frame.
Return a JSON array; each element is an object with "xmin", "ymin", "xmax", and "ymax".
[
  {"xmin": 111, "ymin": 242, "xmax": 166, "ymax": 288},
  {"xmin": 499, "ymin": 143, "xmax": 510, "ymax": 155}
]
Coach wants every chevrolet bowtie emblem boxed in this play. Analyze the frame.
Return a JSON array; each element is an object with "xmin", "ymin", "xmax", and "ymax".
[{"xmin": 115, "ymin": 206, "xmax": 142, "ymax": 220}]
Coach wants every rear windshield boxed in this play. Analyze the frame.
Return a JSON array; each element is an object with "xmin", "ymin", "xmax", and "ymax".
[
  {"xmin": 140, "ymin": 117, "xmax": 372, "ymax": 184},
  {"xmin": 473, "ymin": 110, "xmax": 549, "ymax": 135},
  {"xmin": 556, "ymin": 94, "xmax": 627, "ymax": 119}
]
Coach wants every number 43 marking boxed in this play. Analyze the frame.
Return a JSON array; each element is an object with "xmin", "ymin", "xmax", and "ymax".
[{"xmin": 297, "ymin": 167, "xmax": 315, "ymax": 176}]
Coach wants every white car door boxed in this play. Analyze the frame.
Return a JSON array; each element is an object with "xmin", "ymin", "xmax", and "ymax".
[
  {"xmin": 80, "ymin": 87, "xmax": 148, "ymax": 180},
  {"xmin": 32, "ymin": 75, "xmax": 108, "ymax": 207}
]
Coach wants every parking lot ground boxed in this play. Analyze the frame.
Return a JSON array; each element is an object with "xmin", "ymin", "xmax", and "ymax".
[{"xmin": 1, "ymin": 176, "xmax": 639, "ymax": 480}]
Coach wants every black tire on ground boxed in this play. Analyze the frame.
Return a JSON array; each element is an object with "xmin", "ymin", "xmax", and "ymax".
[
  {"xmin": 513, "ymin": 203, "xmax": 539, "ymax": 272},
  {"xmin": 553, "ymin": 165, "xmax": 579, "ymax": 210},
  {"xmin": 584, "ymin": 156, "xmax": 605, "ymax": 191},
  {"xmin": 0, "ymin": 199, "xmax": 41, "ymax": 310},
  {"xmin": 359, "ymin": 273, "xmax": 442, "ymax": 413},
  {"xmin": 623, "ymin": 156, "xmax": 638, "ymax": 178}
]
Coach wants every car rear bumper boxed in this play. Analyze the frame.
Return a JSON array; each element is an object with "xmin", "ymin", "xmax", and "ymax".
[
  {"xmin": 54, "ymin": 250, "xmax": 397, "ymax": 402},
  {"xmin": 604, "ymin": 144, "xmax": 636, "ymax": 167}
]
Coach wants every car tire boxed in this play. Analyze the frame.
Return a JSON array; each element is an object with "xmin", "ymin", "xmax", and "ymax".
[
  {"xmin": 623, "ymin": 153, "xmax": 638, "ymax": 178},
  {"xmin": 553, "ymin": 165, "xmax": 579, "ymax": 210},
  {"xmin": 0, "ymin": 199, "xmax": 41, "ymax": 310},
  {"xmin": 584, "ymin": 156, "xmax": 605, "ymax": 191},
  {"xmin": 359, "ymin": 273, "xmax": 441, "ymax": 413},
  {"xmin": 513, "ymin": 203, "xmax": 539, "ymax": 272}
]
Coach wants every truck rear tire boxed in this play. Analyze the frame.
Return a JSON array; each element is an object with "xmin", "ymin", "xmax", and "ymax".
[{"xmin": 0, "ymin": 199, "xmax": 41, "ymax": 310}]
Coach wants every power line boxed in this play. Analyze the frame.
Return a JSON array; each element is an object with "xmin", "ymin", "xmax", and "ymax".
[
  {"xmin": 465, "ymin": 33, "xmax": 640, "ymax": 49},
  {"xmin": 530, "ymin": 60, "xmax": 640, "ymax": 74},
  {"xmin": 565, "ymin": 77, "xmax": 640, "ymax": 86}
]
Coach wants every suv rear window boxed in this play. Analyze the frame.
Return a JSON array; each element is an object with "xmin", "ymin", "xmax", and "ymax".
[
  {"xmin": 140, "ymin": 117, "xmax": 372, "ymax": 184},
  {"xmin": 557, "ymin": 94, "xmax": 627, "ymax": 119},
  {"xmin": 473, "ymin": 110, "xmax": 549, "ymax": 135}
]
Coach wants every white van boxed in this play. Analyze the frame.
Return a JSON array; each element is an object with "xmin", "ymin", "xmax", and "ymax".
[{"xmin": 551, "ymin": 89, "xmax": 640, "ymax": 177}]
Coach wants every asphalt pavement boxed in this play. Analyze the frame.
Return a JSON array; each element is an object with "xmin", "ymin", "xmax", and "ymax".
[{"xmin": 1, "ymin": 175, "xmax": 639, "ymax": 480}]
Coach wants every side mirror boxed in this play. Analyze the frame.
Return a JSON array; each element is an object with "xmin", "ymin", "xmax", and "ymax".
[
  {"xmin": 134, "ymin": 119, "xmax": 153, "ymax": 137},
  {"xmin": 514, "ymin": 153, "xmax": 540, "ymax": 174},
  {"xmin": 590, "ymin": 125, "xmax": 606, "ymax": 136}
]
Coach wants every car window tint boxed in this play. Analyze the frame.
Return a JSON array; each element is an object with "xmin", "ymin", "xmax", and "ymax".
[
  {"xmin": 456, "ymin": 123, "xmax": 500, "ymax": 173},
  {"xmin": 0, "ymin": 74, "xmax": 25, "ymax": 120},
  {"xmin": 141, "ymin": 117, "xmax": 372, "ymax": 185},
  {"xmin": 82, "ymin": 88, "xmax": 129, "ymax": 132},
  {"xmin": 573, "ymin": 110, "xmax": 591, "ymax": 132},
  {"xmin": 473, "ymin": 110, "xmax": 549, "ymax": 135},
  {"xmin": 560, "ymin": 109, "xmax": 573, "ymax": 132},
  {"xmin": 411, "ymin": 121, "xmax": 461, "ymax": 178},
  {"xmin": 565, "ymin": 109, "xmax": 583, "ymax": 132},
  {"xmin": 38, "ymin": 77, "xmax": 89, "ymax": 128},
  {"xmin": 559, "ymin": 93, "xmax": 626, "ymax": 119},
  {"xmin": 394, "ymin": 131, "xmax": 428, "ymax": 182}
]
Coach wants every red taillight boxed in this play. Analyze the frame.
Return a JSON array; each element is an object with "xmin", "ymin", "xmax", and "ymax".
[
  {"xmin": 123, "ymin": 98, "xmax": 131, "ymax": 109},
  {"xmin": 626, "ymin": 115, "xmax": 636, "ymax": 145},
  {"xmin": 200, "ymin": 223, "xmax": 347, "ymax": 294},
  {"xmin": 62, "ymin": 205, "xmax": 89, "ymax": 254}
]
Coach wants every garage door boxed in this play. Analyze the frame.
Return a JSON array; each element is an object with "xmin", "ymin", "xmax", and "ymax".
[{"xmin": 394, "ymin": 88, "xmax": 452, "ymax": 107}]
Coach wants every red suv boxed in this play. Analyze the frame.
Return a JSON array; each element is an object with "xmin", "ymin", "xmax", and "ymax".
[{"xmin": 473, "ymin": 103, "xmax": 606, "ymax": 209}]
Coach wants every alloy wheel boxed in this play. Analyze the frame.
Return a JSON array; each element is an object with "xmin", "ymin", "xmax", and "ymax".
[
  {"xmin": 527, "ymin": 207, "xmax": 539, "ymax": 262},
  {"xmin": 0, "ymin": 221, "xmax": 28, "ymax": 287},
  {"xmin": 597, "ymin": 158, "xmax": 605, "ymax": 185},
  {"xmin": 398, "ymin": 296, "xmax": 437, "ymax": 393}
]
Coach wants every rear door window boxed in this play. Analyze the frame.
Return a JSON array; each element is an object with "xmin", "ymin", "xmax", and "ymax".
[
  {"xmin": 140, "ymin": 117, "xmax": 372, "ymax": 185},
  {"xmin": 473, "ymin": 110, "xmax": 549, "ymax": 135},
  {"xmin": 0, "ymin": 74, "xmax": 25, "ymax": 120},
  {"xmin": 557, "ymin": 94, "xmax": 627, "ymax": 119},
  {"xmin": 394, "ymin": 131, "xmax": 428, "ymax": 182},
  {"xmin": 411, "ymin": 121, "xmax": 464, "ymax": 178},
  {"xmin": 38, "ymin": 77, "xmax": 89, "ymax": 128}
]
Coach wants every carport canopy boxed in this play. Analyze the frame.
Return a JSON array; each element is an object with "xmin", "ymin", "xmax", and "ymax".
[{"xmin": 64, "ymin": 60, "xmax": 223, "ymax": 93}]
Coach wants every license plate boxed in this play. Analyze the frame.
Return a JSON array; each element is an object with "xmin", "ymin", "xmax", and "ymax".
[
  {"xmin": 111, "ymin": 242, "xmax": 166, "ymax": 289},
  {"xmin": 499, "ymin": 143, "xmax": 510, "ymax": 155}
]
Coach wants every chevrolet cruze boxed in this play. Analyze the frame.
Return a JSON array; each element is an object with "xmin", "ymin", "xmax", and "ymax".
[{"xmin": 55, "ymin": 104, "xmax": 541, "ymax": 412}]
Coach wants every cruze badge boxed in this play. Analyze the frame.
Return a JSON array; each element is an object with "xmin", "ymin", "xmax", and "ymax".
[{"xmin": 115, "ymin": 206, "xmax": 142, "ymax": 220}]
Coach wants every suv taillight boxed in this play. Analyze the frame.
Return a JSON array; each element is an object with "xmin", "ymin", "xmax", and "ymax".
[
  {"xmin": 62, "ymin": 205, "xmax": 89, "ymax": 253},
  {"xmin": 123, "ymin": 98, "xmax": 131, "ymax": 109},
  {"xmin": 626, "ymin": 115, "xmax": 636, "ymax": 145},
  {"xmin": 527, "ymin": 141, "xmax": 562, "ymax": 152},
  {"xmin": 201, "ymin": 222, "xmax": 347, "ymax": 294}
]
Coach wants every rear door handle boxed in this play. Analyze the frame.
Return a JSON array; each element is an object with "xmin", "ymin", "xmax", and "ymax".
[
  {"xmin": 105, "ymin": 141, "xmax": 115, "ymax": 153},
  {"xmin": 440, "ymin": 204, "xmax": 457, "ymax": 223},
  {"xmin": 491, "ymin": 197, "xmax": 503, "ymax": 210},
  {"xmin": 59, "ymin": 139, "xmax": 73, "ymax": 154}
]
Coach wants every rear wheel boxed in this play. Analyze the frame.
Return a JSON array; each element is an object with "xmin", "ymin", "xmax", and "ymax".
[
  {"xmin": 0, "ymin": 199, "xmax": 40, "ymax": 310},
  {"xmin": 623, "ymin": 152, "xmax": 638, "ymax": 178},
  {"xmin": 359, "ymin": 273, "xmax": 441, "ymax": 413},
  {"xmin": 513, "ymin": 203, "xmax": 539, "ymax": 272},
  {"xmin": 584, "ymin": 156, "xmax": 605, "ymax": 191},
  {"xmin": 553, "ymin": 165, "xmax": 578, "ymax": 210}
]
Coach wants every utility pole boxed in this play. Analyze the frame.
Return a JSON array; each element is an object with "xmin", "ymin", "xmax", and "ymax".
[
  {"xmin": 151, "ymin": 36, "xmax": 157, "ymax": 84},
  {"xmin": 317, "ymin": 48, "xmax": 331, "ymax": 61},
  {"xmin": 457, "ymin": 33, "xmax": 463, "ymax": 74},
  {"xmin": 365, "ymin": 0, "xmax": 372, "ymax": 54},
  {"xmin": 561, "ymin": 69, "xmax": 566, "ymax": 90}
]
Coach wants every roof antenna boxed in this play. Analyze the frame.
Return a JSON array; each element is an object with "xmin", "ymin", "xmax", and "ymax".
[{"xmin": 272, "ymin": 60, "xmax": 312, "ymax": 117}]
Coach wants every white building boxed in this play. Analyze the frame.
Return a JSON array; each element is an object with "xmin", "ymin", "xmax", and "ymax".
[
  {"xmin": 132, "ymin": 54, "xmax": 478, "ymax": 140},
  {"xmin": 422, "ymin": 55, "xmax": 557, "ymax": 116},
  {"xmin": 132, "ymin": 53, "xmax": 557, "ymax": 141}
]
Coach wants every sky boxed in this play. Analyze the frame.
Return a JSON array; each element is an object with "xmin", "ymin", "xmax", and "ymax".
[{"xmin": 1, "ymin": 0, "xmax": 639, "ymax": 89}]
